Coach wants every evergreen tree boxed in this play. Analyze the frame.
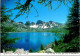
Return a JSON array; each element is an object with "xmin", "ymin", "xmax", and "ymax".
[
  {"xmin": 29, "ymin": 49, "xmax": 33, "ymax": 52},
  {"xmin": 1, "ymin": 7, "xmax": 16, "ymax": 33},
  {"xmin": 3, "ymin": 0, "xmax": 73, "ymax": 19},
  {"xmin": 51, "ymin": 43, "xmax": 54, "ymax": 49},
  {"xmin": 54, "ymin": 0, "xmax": 79, "ymax": 52},
  {"xmin": 1, "ymin": 33, "xmax": 19, "ymax": 52},
  {"xmin": 40, "ymin": 44, "xmax": 44, "ymax": 50},
  {"xmin": 64, "ymin": 0, "xmax": 79, "ymax": 43},
  {"xmin": 54, "ymin": 38, "xmax": 58, "ymax": 46},
  {"xmin": 1, "ymin": 7, "xmax": 19, "ymax": 52},
  {"xmin": 63, "ymin": 0, "xmax": 79, "ymax": 52}
]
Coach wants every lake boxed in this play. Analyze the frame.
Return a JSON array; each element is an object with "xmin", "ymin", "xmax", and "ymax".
[{"xmin": 8, "ymin": 32, "xmax": 59, "ymax": 52}]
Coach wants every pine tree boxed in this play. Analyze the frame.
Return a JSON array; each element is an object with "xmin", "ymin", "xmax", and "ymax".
[
  {"xmin": 1, "ymin": 33, "xmax": 19, "ymax": 52},
  {"xmin": 54, "ymin": 0, "xmax": 79, "ymax": 52},
  {"xmin": 29, "ymin": 49, "xmax": 33, "ymax": 52},
  {"xmin": 1, "ymin": 7, "xmax": 19, "ymax": 52},
  {"xmin": 63, "ymin": 0, "xmax": 79, "ymax": 52},
  {"xmin": 1, "ymin": 7, "xmax": 16, "ymax": 33},
  {"xmin": 54, "ymin": 38, "xmax": 58, "ymax": 46},
  {"xmin": 64, "ymin": 0, "xmax": 79, "ymax": 43},
  {"xmin": 40, "ymin": 44, "xmax": 44, "ymax": 50}
]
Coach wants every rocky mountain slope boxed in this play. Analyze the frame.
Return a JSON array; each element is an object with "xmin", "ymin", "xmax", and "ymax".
[
  {"xmin": 26, "ymin": 20, "xmax": 64, "ymax": 29},
  {"xmin": 2, "ymin": 19, "xmax": 64, "ymax": 32}
]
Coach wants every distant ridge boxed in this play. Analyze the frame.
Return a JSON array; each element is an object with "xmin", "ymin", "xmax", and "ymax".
[{"xmin": 2, "ymin": 19, "xmax": 64, "ymax": 32}]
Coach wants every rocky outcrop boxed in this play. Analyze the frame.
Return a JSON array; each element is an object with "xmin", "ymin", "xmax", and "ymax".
[
  {"xmin": 45, "ymin": 42, "xmax": 55, "ymax": 49},
  {"xmin": 45, "ymin": 48, "xmax": 54, "ymax": 53},
  {"xmin": 29, "ymin": 20, "xmax": 64, "ymax": 29},
  {"xmin": 2, "ymin": 19, "xmax": 28, "ymax": 32},
  {"xmin": 37, "ymin": 48, "xmax": 55, "ymax": 53},
  {"xmin": 2, "ymin": 19, "xmax": 64, "ymax": 32}
]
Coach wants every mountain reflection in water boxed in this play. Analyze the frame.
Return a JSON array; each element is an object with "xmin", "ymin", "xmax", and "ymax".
[{"xmin": 8, "ymin": 32, "xmax": 59, "ymax": 52}]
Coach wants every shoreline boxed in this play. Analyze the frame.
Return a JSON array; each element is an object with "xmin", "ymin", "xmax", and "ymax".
[
  {"xmin": 1, "ymin": 31, "xmax": 54, "ymax": 33},
  {"xmin": 45, "ymin": 42, "xmax": 55, "ymax": 49}
]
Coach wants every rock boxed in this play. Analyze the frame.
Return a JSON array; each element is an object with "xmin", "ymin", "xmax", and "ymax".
[
  {"xmin": 45, "ymin": 42, "xmax": 55, "ymax": 49},
  {"xmin": 45, "ymin": 48, "xmax": 54, "ymax": 53}
]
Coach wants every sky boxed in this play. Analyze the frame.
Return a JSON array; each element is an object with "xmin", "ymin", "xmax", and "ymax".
[{"xmin": 1, "ymin": 0, "xmax": 72, "ymax": 24}]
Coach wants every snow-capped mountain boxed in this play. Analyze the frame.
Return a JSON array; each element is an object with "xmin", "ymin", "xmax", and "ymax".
[
  {"xmin": 2, "ymin": 19, "xmax": 64, "ymax": 32},
  {"xmin": 29, "ymin": 20, "xmax": 64, "ymax": 29}
]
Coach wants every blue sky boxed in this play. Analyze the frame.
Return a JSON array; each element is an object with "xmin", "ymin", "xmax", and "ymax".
[{"xmin": 2, "ymin": 0, "xmax": 72, "ymax": 24}]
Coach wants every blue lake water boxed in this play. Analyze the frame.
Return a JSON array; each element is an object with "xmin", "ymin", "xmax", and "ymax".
[{"xmin": 8, "ymin": 32, "xmax": 59, "ymax": 52}]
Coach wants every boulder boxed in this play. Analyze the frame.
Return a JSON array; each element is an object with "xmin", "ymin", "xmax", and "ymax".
[{"xmin": 45, "ymin": 48, "xmax": 54, "ymax": 53}]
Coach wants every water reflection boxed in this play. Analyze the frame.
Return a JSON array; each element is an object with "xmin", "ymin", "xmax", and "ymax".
[{"xmin": 8, "ymin": 32, "xmax": 58, "ymax": 52}]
